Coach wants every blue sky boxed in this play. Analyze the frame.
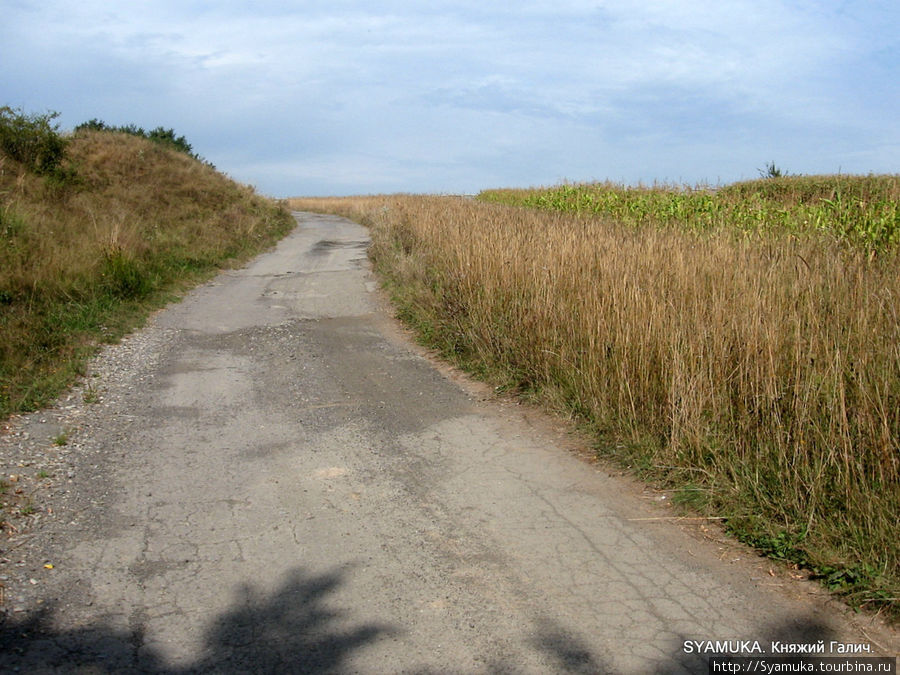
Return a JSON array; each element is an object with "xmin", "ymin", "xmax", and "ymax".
[{"xmin": 3, "ymin": 1, "xmax": 898, "ymax": 196}]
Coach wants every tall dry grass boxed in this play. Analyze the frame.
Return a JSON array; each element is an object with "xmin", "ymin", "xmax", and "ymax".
[{"xmin": 291, "ymin": 194, "xmax": 900, "ymax": 613}]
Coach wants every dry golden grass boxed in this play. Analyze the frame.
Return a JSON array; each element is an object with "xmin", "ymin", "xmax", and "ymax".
[{"xmin": 291, "ymin": 193, "xmax": 900, "ymax": 615}]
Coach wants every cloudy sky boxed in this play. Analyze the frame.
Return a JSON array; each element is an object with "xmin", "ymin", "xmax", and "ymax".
[{"xmin": 3, "ymin": 1, "xmax": 898, "ymax": 196}]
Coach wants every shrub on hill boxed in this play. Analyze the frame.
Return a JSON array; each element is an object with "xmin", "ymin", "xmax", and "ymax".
[
  {"xmin": 0, "ymin": 106, "xmax": 68, "ymax": 176},
  {"xmin": 75, "ymin": 119, "xmax": 201, "ymax": 162}
]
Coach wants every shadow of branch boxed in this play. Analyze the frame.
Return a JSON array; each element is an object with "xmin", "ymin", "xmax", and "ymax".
[{"xmin": 0, "ymin": 566, "xmax": 397, "ymax": 673}]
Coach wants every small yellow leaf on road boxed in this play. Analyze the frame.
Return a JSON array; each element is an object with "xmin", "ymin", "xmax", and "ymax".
[{"xmin": 44, "ymin": 564, "xmax": 54, "ymax": 569}]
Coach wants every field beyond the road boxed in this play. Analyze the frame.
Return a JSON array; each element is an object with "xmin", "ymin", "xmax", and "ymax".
[{"xmin": 291, "ymin": 178, "xmax": 899, "ymax": 619}]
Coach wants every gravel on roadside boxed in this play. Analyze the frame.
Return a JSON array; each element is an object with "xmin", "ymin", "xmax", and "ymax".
[{"xmin": 0, "ymin": 322, "xmax": 171, "ymax": 619}]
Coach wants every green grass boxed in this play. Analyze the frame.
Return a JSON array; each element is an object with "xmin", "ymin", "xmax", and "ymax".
[{"xmin": 82, "ymin": 383, "xmax": 100, "ymax": 404}]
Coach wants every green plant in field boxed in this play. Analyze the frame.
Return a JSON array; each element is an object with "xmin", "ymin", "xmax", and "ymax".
[
  {"xmin": 0, "ymin": 106, "xmax": 69, "ymax": 176},
  {"xmin": 759, "ymin": 161, "xmax": 788, "ymax": 179},
  {"xmin": 37, "ymin": 469, "xmax": 50, "ymax": 479},
  {"xmin": 53, "ymin": 431, "xmax": 68, "ymax": 446},
  {"xmin": 478, "ymin": 174, "xmax": 900, "ymax": 252},
  {"xmin": 1, "ymin": 205, "xmax": 27, "ymax": 243},
  {"xmin": 733, "ymin": 526, "xmax": 809, "ymax": 565},
  {"xmin": 670, "ymin": 484, "xmax": 709, "ymax": 510},
  {"xmin": 83, "ymin": 384, "xmax": 100, "ymax": 404},
  {"xmin": 102, "ymin": 249, "xmax": 154, "ymax": 299}
]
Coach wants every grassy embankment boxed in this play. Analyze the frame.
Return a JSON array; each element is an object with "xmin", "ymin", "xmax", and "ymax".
[
  {"xmin": 290, "ymin": 176, "xmax": 899, "ymax": 618},
  {"xmin": 0, "ymin": 109, "xmax": 295, "ymax": 418}
]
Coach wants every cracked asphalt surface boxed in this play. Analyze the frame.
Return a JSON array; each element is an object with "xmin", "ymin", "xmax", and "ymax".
[{"xmin": 1, "ymin": 212, "xmax": 897, "ymax": 673}]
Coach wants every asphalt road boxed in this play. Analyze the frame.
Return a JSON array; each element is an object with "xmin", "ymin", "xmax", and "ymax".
[{"xmin": 1, "ymin": 212, "xmax": 896, "ymax": 673}]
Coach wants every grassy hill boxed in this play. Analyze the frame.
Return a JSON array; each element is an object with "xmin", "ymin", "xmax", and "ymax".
[{"xmin": 0, "ymin": 108, "xmax": 295, "ymax": 417}]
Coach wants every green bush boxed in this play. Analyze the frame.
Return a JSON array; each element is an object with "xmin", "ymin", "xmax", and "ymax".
[
  {"xmin": 147, "ymin": 126, "xmax": 193, "ymax": 156},
  {"xmin": 75, "ymin": 119, "xmax": 195, "ymax": 158},
  {"xmin": 0, "ymin": 106, "xmax": 68, "ymax": 175}
]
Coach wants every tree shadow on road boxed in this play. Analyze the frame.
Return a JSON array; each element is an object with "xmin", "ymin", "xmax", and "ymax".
[
  {"xmin": 0, "ymin": 566, "xmax": 396, "ymax": 673},
  {"xmin": 0, "ymin": 567, "xmax": 857, "ymax": 674},
  {"xmin": 527, "ymin": 616, "xmax": 614, "ymax": 674}
]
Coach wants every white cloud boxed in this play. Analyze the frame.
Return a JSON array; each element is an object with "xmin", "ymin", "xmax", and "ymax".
[{"xmin": 2, "ymin": 0, "xmax": 897, "ymax": 194}]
